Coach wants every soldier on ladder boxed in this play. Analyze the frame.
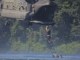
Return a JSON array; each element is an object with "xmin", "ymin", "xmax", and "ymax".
[{"xmin": 45, "ymin": 26, "xmax": 51, "ymax": 43}]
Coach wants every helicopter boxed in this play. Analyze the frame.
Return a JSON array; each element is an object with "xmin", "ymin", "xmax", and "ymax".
[
  {"xmin": 0, "ymin": 0, "xmax": 57, "ymax": 45},
  {"xmin": 0, "ymin": 0, "xmax": 50, "ymax": 20}
]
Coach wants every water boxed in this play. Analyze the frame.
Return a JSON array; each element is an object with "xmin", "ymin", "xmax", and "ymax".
[{"xmin": 0, "ymin": 54, "xmax": 80, "ymax": 60}]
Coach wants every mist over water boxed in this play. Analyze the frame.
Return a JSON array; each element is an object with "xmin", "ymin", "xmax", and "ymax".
[{"xmin": 0, "ymin": 52, "xmax": 80, "ymax": 60}]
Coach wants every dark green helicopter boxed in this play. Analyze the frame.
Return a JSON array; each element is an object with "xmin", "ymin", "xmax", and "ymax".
[{"xmin": 1, "ymin": 0, "xmax": 57, "ymax": 46}]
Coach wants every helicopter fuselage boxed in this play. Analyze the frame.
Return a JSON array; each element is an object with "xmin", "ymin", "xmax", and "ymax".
[{"xmin": 0, "ymin": 0, "xmax": 49, "ymax": 20}]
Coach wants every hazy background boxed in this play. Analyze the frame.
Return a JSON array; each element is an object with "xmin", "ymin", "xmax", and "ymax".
[{"xmin": 0, "ymin": 0, "xmax": 80, "ymax": 55}]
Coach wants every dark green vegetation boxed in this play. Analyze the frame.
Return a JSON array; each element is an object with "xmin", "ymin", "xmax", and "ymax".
[
  {"xmin": 55, "ymin": 41, "xmax": 80, "ymax": 54},
  {"xmin": 0, "ymin": 0, "xmax": 80, "ymax": 54}
]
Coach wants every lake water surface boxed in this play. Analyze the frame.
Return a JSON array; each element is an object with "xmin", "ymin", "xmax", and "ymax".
[{"xmin": 0, "ymin": 54, "xmax": 80, "ymax": 60}]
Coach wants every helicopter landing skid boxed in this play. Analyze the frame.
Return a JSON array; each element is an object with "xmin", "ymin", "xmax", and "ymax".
[{"xmin": 30, "ymin": 20, "xmax": 55, "ymax": 25}]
